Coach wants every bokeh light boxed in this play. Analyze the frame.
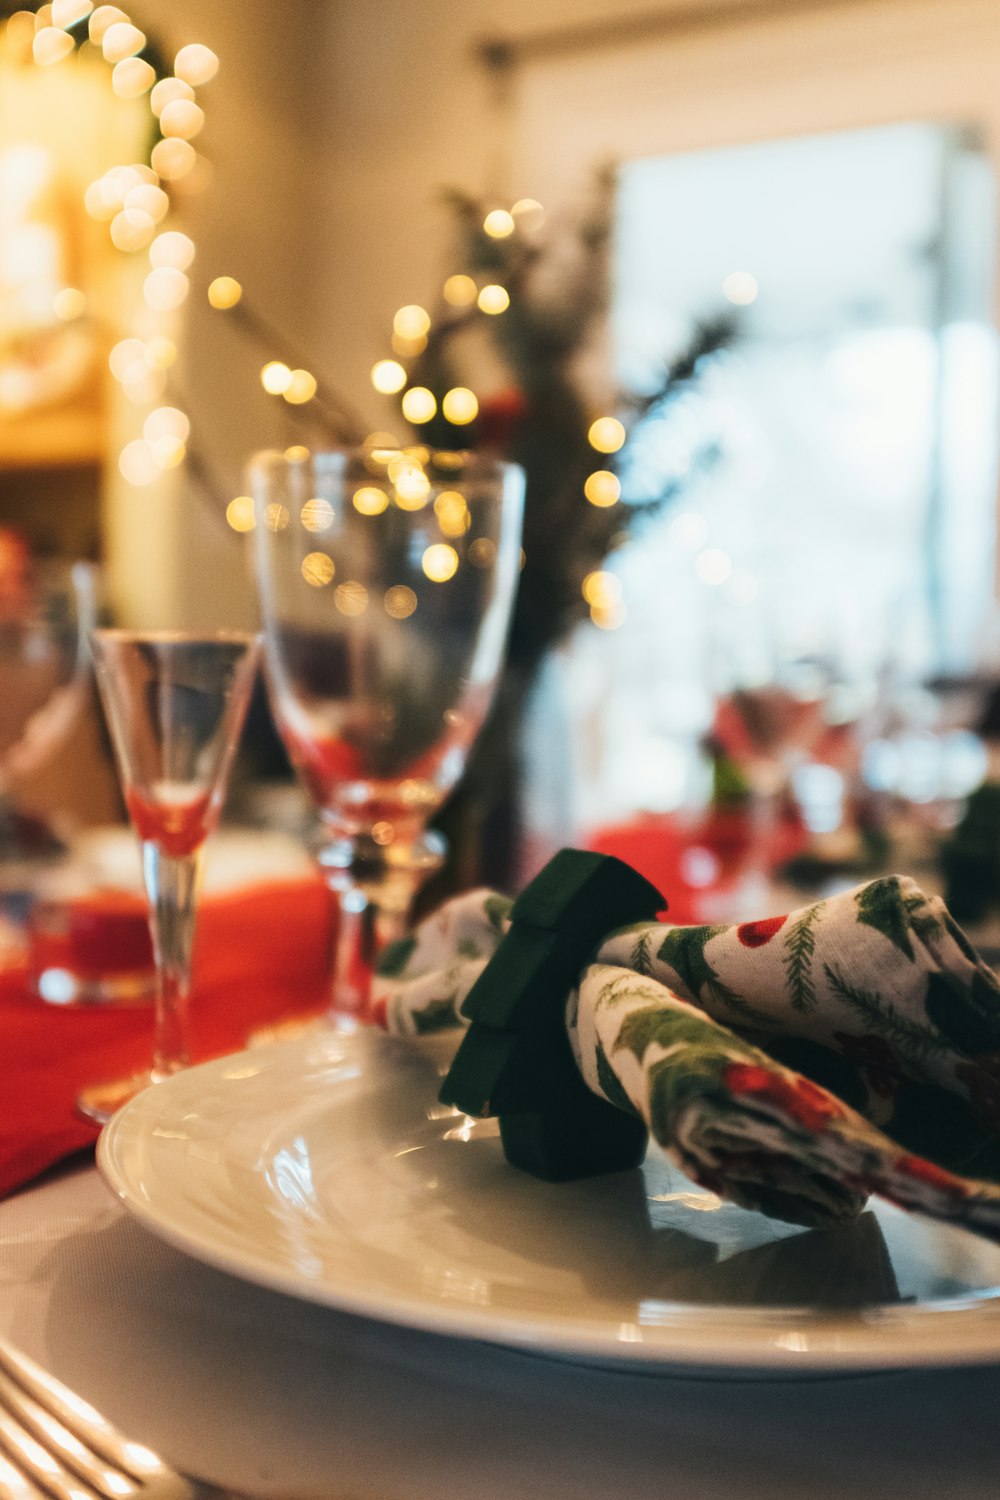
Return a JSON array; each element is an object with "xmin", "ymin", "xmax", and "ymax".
[
  {"xmin": 477, "ymin": 284, "xmax": 509, "ymax": 315},
  {"xmin": 53, "ymin": 288, "xmax": 86, "ymax": 320},
  {"xmin": 143, "ymin": 266, "xmax": 189, "ymax": 310},
  {"xmin": 401, "ymin": 386, "xmax": 436, "ymax": 424},
  {"xmin": 441, "ymin": 387, "xmax": 478, "ymax": 425},
  {"xmin": 443, "ymin": 274, "xmax": 477, "ymax": 307},
  {"xmin": 301, "ymin": 498, "xmax": 334, "ymax": 532},
  {"xmin": 422, "ymin": 543, "xmax": 459, "ymax": 582},
  {"xmin": 159, "ymin": 98, "xmax": 205, "ymax": 139},
  {"xmin": 174, "ymin": 42, "xmax": 219, "ymax": 85},
  {"xmin": 226, "ymin": 496, "xmax": 255, "ymax": 532},
  {"xmin": 393, "ymin": 304, "xmax": 430, "ymax": 340},
  {"xmin": 208, "ymin": 276, "xmax": 242, "ymax": 309},
  {"xmin": 371, "ymin": 359, "xmax": 407, "ymax": 394},
  {"xmin": 150, "ymin": 76, "xmax": 194, "ymax": 116},
  {"xmin": 260, "ymin": 361, "xmax": 293, "ymax": 395},
  {"xmin": 149, "ymin": 231, "xmax": 195, "ymax": 269},
  {"xmin": 283, "ymin": 368, "xmax": 317, "ymax": 404},
  {"xmin": 588, "ymin": 416, "xmax": 626, "ymax": 453},
  {"xmin": 335, "ymin": 581, "xmax": 369, "ymax": 616},
  {"xmin": 584, "ymin": 470, "xmax": 621, "ymax": 507},
  {"xmin": 468, "ymin": 537, "xmax": 496, "ymax": 568},
  {"xmin": 722, "ymin": 271, "xmax": 758, "ymax": 306},
  {"xmin": 301, "ymin": 552, "xmax": 335, "ymax": 588},
  {"xmin": 384, "ymin": 585, "xmax": 418, "ymax": 619},
  {"xmin": 434, "ymin": 491, "xmax": 470, "ymax": 537},
  {"xmin": 111, "ymin": 56, "xmax": 154, "ymax": 97},
  {"xmin": 483, "ymin": 209, "xmax": 515, "ymax": 238},
  {"xmin": 353, "ymin": 486, "xmax": 389, "ymax": 515}
]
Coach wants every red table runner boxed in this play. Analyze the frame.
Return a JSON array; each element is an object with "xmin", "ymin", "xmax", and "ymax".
[{"xmin": 0, "ymin": 876, "xmax": 332, "ymax": 1199}]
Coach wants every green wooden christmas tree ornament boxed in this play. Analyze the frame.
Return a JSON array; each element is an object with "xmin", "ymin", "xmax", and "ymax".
[{"xmin": 438, "ymin": 848, "xmax": 666, "ymax": 1181}]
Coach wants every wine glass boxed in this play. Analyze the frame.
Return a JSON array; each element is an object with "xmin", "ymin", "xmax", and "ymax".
[
  {"xmin": 78, "ymin": 631, "xmax": 260, "ymax": 1122},
  {"xmin": 250, "ymin": 444, "xmax": 523, "ymax": 1024}
]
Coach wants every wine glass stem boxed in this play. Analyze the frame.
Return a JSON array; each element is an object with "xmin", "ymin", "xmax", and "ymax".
[
  {"xmin": 323, "ymin": 877, "xmax": 417, "ymax": 1024},
  {"xmin": 142, "ymin": 842, "xmax": 202, "ymax": 1080}
]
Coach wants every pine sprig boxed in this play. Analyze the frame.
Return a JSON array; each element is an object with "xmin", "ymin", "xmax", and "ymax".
[
  {"xmin": 823, "ymin": 963, "xmax": 949, "ymax": 1067},
  {"xmin": 629, "ymin": 929, "xmax": 655, "ymax": 977},
  {"xmin": 783, "ymin": 904, "xmax": 822, "ymax": 1012}
]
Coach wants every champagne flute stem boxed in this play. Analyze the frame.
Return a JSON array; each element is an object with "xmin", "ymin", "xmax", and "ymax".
[{"xmin": 142, "ymin": 842, "xmax": 202, "ymax": 1080}]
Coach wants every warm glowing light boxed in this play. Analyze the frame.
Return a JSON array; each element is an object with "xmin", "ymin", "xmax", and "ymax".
[
  {"xmin": 371, "ymin": 359, "xmax": 407, "ymax": 395},
  {"xmin": 393, "ymin": 304, "xmax": 430, "ymax": 340},
  {"xmin": 695, "ymin": 547, "xmax": 733, "ymax": 585},
  {"xmin": 422, "ymin": 543, "xmax": 459, "ymax": 582},
  {"xmin": 149, "ymin": 231, "xmax": 195, "ymax": 270},
  {"xmin": 265, "ymin": 502, "xmax": 289, "ymax": 532},
  {"xmin": 384, "ymin": 585, "xmax": 418, "ymax": 619},
  {"xmin": 588, "ymin": 416, "xmax": 625, "ymax": 454},
  {"xmin": 582, "ymin": 570, "xmax": 621, "ymax": 608},
  {"xmin": 401, "ymin": 386, "xmax": 436, "ymax": 424},
  {"xmin": 441, "ymin": 387, "xmax": 478, "ymax": 425},
  {"xmin": 143, "ymin": 266, "xmax": 189, "ymax": 310},
  {"xmin": 122, "ymin": 365, "xmax": 165, "ymax": 404},
  {"xmin": 207, "ymin": 276, "xmax": 242, "ymax": 309},
  {"xmin": 483, "ymin": 208, "xmax": 515, "ymax": 238},
  {"xmin": 150, "ymin": 76, "xmax": 194, "ymax": 116},
  {"xmin": 511, "ymin": 197, "xmax": 545, "ymax": 231},
  {"xmin": 125, "ymin": 183, "xmax": 169, "ymax": 222},
  {"xmin": 353, "ymin": 486, "xmax": 389, "ymax": 515},
  {"xmin": 52, "ymin": 0, "xmax": 93, "ymax": 27},
  {"xmin": 363, "ymin": 431, "xmax": 399, "ymax": 454},
  {"xmin": 468, "ymin": 537, "xmax": 496, "ymax": 568},
  {"xmin": 260, "ymin": 361, "xmax": 293, "ymax": 395},
  {"xmin": 101, "ymin": 20, "xmax": 144, "ymax": 63},
  {"xmin": 584, "ymin": 470, "xmax": 621, "ymax": 507},
  {"xmin": 477, "ymin": 284, "xmax": 509, "ymax": 315},
  {"xmin": 174, "ymin": 43, "xmax": 219, "ymax": 85},
  {"xmin": 53, "ymin": 287, "xmax": 86, "ymax": 320},
  {"xmin": 150, "ymin": 137, "xmax": 196, "ymax": 181},
  {"xmin": 118, "ymin": 439, "xmax": 159, "ymax": 486},
  {"xmin": 88, "ymin": 6, "xmax": 128, "ymax": 44},
  {"xmin": 434, "ymin": 491, "xmax": 470, "ymax": 537},
  {"xmin": 226, "ymin": 496, "xmax": 255, "ymax": 532},
  {"xmin": 301, "ymin": 498, "xmax": 334, "ymax": 532},
  {"xmin": 722, "ymin": 271, "xmax": 758, "ymax": 306},
  {"xmin": 591, "ymin": 601, "xmax": 626, "ymax": 631},
  {"xmin": 301, "ymin": 552, "xmax": 335, "ymax": 588},
  {"xmin": 283, "ymin": 368, "xmax": 317, "ymax": 404},
  {"xmin": 392, "ymin": 464, "xmax": 431, "ymax": 508},
  {"xmin": 112, "ymin": 56, "xmax": 154, "ymax": 97},
  {"xmin": 443, "ymin": 274, "xmax": 477, "ymax": 307},
  {"xmin": 32, "ymin": 26, "xmax": 74, "ymax": 64},
  {"xmin": 391, "ymin": 331, "xmax": 427, "ymax": 358},
  {"xmin": 159, "ymin": 98, "xmax": 205, "ymax": 139},
  {"xmin": 84, "ymin": 178, "xmax": 118, "ymax": 220},
  {"xmin": 144, "ymin": 406, "xmax": 190, "ymax": 444},
  {"xmin": 109, "ymin": 338, "xmax": 145, "ymax": 381},
  {"xmin": 110, "ymin": 208, "xmax": 155, "ymax": 252},
  {"xmin": 335, "ymin": 581, "xmax": 368, "ymax": 616},
  {"xmin": 145, "ymin": 336, "xmax": 177, "ymax": 369},
  {"xmin": 149, "ymin": 436, "xmax": 186, "ymax": 469}
]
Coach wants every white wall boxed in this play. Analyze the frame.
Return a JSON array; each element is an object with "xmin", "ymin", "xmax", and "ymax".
[{"xmin": 102, "ymin": 0, "xmax": 1000, "ymax": 623}]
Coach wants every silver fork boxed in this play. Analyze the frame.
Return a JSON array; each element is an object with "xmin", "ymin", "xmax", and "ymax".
[{"xmin": 0, "ymin": 1337, "xmax": 212, "ymax": 1499}]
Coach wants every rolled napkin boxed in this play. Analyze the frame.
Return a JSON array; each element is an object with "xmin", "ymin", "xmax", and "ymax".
[{"xmin": 372, "ymin": 866, "xmax": 1000, "ymax": 1240}]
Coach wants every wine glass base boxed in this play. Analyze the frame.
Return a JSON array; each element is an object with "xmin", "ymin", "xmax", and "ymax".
[{"xmin": 76, "ymin": 1070, "xmax": 161, "ymax": 1126}]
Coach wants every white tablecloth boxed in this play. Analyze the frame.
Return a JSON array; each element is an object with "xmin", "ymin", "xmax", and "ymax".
[{"xmin": 3, "ymin": 1162, "xmax": 1000, "ymax": 1498}]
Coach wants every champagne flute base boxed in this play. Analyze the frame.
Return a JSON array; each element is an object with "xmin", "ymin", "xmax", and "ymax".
[{"xmin": 76, "ymin": 1067, "xmax": 176, "ymax": 1125}]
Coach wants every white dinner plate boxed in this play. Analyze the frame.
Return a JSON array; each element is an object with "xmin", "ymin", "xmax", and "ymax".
[{"xmin": 98, "ymin": 1026, "xmax": 1000, "ymax": 1373}]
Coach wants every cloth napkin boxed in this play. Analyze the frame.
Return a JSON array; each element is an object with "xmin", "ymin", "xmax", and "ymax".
[
  {"xmin": 0, "ymin": 875, "xmax": 332, "ymax": 1199},
  {"xmin": 372, "ymin": 874, "xmax": 1000, "ymax": 1241}
]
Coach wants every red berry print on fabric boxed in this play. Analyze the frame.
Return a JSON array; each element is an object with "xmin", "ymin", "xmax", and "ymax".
[{"xmin": 737, "ymin": 915, "xmax": 788, "ymax": 948}]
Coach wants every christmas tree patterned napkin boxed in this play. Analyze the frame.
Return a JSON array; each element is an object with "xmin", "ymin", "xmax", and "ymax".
[{"xmin": 372, "ymin": 876, "xmax": 1000, "ymax": 1240}]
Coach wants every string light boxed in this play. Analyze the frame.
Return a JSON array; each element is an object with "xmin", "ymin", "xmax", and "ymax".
[
  {"xmin": 441, "ymin": 387, "xmax": 478, "ymax": 424},
  {"xmin": 173, "ymin": 42, "xmax": 219, "ymax": 85},
  {"xmin": 433, "ymin": 491, "xmax": 470, "ymax": 537},
  {"xmin": 126, "ymin": 183, "xmax": 169, "ymax": 222},
  {"xmin": 150, "ymin": 137, "xmax": 196, "ymax": 181},
  {"xmin": 111, "ymin": 56, "xmax": 154, "ymax": 96},
  {"xmin": 88, "ymin": 8, "xmax": 129, "ymax": 45},
  {"xmin": 51, "ymin": 0, "xmax": 94, "ymax": 27},
  {"xmin": 110, "ymin": 208, "xmax": 155, "ymax": 252},
  {"xmin": 32, "ymin": 26, "xmax": 74, "ymax": 63},
  {"xmin": 483, "ymin": 209, "xmax": 515, "ymax": 238},
  {"xmin": 149, "ymin": 230, "xmax": 195, "ymax": 270},
  {"xmin": 422, "ymin": 544, "xmax": 459, "ymax": 583},
  {"xmin": 584, "ymin": 470, "xmax": 621, "ymax": 507},
  {"xmin": 101, "ymin": 20, "xmax": 144, "ymax": 63},
  {"xmin": 588, "ymin": 416, "xmax": 626, "ymax": 454},
  {"xmin": 443, "ymin": 274, "xmax": 477, "ymax": 307},
  {"xmin": 226, "ymin": 496, "xmax": 255, "ymax": 532},
  {"xmin": 393, "ymin": 304, "xmax": 430, "ymax": 340},
  {"xmin": 392, "ymin": 463, "xmax": 431, "ymax": 508},
  {"xmin": 283, "ymin": 368, "xmax": 317, "ymax": 404},
  {"xmin": 159, "ymin": 98, "xmax": 204, "ymax": 139},
  {"xmin": 477, "ymin": 284, "xmax": 509, "ymax": 315},
  {"xmin": 143, "ymin": 266, "xmax": 189, "ymax": 310},
  {"xmin": 371, "ymin": 359, "xmax": 407, "ymax": 394},
  {"xmin": 401, "ymin": 386, "xmax": 436, "ymax": 424},
  {"xmin": 353, "ymin": 486, "xmax": 389, "ymax": 515},
  {"xmin": 260, "ymin": 361, "xmax": 293, "ymax": 395},
  {"xmin": 207, "ymin": 276, "xmax": 242, "ymax": 309},
  {"xmin": 301, "ymin": 552, "xmax": 335, "ymax": 588},
  {"xmin": 150, "ymin": 76, "xmax": 193, "ymax": 115}
]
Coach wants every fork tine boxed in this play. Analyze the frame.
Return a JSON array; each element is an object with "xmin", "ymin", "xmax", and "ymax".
[{"xmin": 0, "ymin": 1341, "xmax": 195, "ymax": 1500}]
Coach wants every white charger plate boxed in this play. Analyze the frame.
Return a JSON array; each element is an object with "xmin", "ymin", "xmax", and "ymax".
[{"xmin": 98, "ymin": 1026, "xmax": 1000, "ymax": 1373}]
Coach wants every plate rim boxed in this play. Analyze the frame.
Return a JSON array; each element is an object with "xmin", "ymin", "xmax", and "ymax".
[{"xmin": 96, "ymin": 1030, "xmax": 1000, "ymax": 1374}]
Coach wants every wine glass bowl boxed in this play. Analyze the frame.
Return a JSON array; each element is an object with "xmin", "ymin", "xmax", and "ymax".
[{"xmin": 251, "ymin": 444, "xmax": 523, "ymax": 1019}]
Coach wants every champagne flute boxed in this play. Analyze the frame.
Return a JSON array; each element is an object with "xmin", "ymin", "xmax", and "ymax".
[
  {"xmin": 78, "ymin": 631, "xmax": 260, "ymax": 1122},
  {"xmin": 250, "ymin": 445, "xmax": 523, "ymax": 1025}
]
